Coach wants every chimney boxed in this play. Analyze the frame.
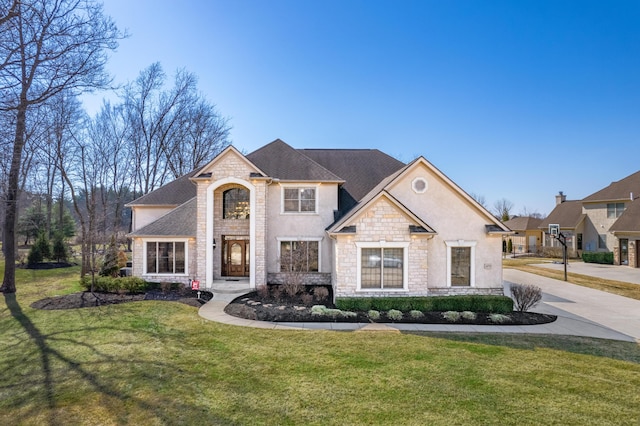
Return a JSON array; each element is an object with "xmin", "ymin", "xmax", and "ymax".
[{"xmin": 555, "ymin": 191, "xmax": 566, "ymax": 205}]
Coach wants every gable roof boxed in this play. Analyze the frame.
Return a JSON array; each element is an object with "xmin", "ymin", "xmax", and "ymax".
[
  {"xmin": 127, "ymin": 169, "xmax": 198, "ymax": 206},
  {"xmin": 328, "ymin": 156, "xmax": 509, "ymax": 234},
  {"xmin": 504, "ymin": 216, "xmax": 543, "ymax": 232},
  {"xmin": 610, "ymin": 199, "xmax": 640, "ymax": 233},
  {"xmin": 583, "ymin": 170, "xmax": 640, "ymax": 203},
  {"xmin": 193, "ymin": 145, "xmax": 265, "ymax": 179},
  {"xmin": 246, "ymin": 139, "xmax": 343, "ymax": 182},
  {"xmin": 327, "ymin": 190, "xmax": 436, "ymax": 235},
  {"xmin": 128, "ymin": 198, "xmax": 196, "ymax": 237},
  {"xmin": 539, "ymin": 200, "xmax": 585, "ymax": 230}
]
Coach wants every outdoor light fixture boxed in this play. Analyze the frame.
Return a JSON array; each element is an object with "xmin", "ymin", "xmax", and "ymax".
[{"xmin": 212, "ymin": 238, "xmax": 217, "ymax": 249}]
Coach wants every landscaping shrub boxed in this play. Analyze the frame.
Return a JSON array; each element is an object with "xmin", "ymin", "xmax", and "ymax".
[
  {"xmin": 442, "ymin": 311, "xmax": 461, "ymax": 321},
  {"xmin": 409, "ymin": 310, "xmax": 424, "ymax": 319},
  {"xmin": 510, "ymin": 283, "xmax": 542, "ymax": 312},
  {"xmin": 335, "ymin": 295, "xmax": 513, "ymax": 314},
  {"xmin": 52, "ymin": 232, "xmax": 69, "ymax": 262},
  {"xmin": 489, "ymin": 313, "xmax": 511, "ymax": 324},
  {"xmin": 81, "ymin": 276, "xmax": 148, "ymax": 293},
  {"xmin": 582, "ymin": 251, "xmax": 614, "ymax": 265},
  {"xmin": 367, "ymin": 310, "xmax": 380, "ymax": 320},
  {"xmin": 461, "ymin": 311, "xmax": 477, "ymax": 320},
  {"xmin": 312, "ymin": 286, "xmax": 329, "ymax": 302},
  {"xmin": 282, "ymin": 281, "xmax": 304, "ymax": 298},
  {"xmin": 386, "ymin": 309, "xmax": 403, "ymax": 321}
]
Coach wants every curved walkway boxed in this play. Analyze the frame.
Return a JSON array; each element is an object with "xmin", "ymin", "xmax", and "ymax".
[{"xmin": 198, "ymin": 271, "xmax": 640, "ymax": 342}]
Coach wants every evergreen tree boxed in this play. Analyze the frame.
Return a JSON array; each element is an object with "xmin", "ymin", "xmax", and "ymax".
[
  {"xmin": 99, "ymin": 235, "xmax": 120, "ymax": 277},
  {"xmin": 52, "ymin": 232, "xmax": 69, "ymax": 263}
]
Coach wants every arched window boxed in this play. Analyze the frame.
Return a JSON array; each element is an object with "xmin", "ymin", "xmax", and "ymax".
[{"xmin": 223, "ymin": 188, "xmax": 249, "ymax": 219}]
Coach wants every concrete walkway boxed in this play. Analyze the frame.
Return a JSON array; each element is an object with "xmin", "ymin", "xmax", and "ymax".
[{"xmin": 199, "ymin": 271, "xmax": 640, "ymax": 342}]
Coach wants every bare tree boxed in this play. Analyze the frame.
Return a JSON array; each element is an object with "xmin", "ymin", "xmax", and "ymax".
[
  {"xmin": 493, "ymin": 198, "xmax": 514, "ymax": 222},
  {"xmin": 519, "ymin": 206, "xmax": 545, "ymax": 219},
  {"xmin": 124, "ymin": 63, "xmax": 231, "ymax": 195},
  {"xmin": 469, "ymin": 192, "xmax": 487, "ymax": 208},
  {"xmin": 0, "ymin": 0, "xmax": 121, "ymax": 293}
]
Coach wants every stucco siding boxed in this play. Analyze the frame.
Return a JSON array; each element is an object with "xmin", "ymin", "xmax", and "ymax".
[
  {"xmin": 388, "ymin": 164, "xmax": 503, "ymax": 291},
  {"xmin": 132, "ymin": 206, "xmax": 176, "ymax": 231}
]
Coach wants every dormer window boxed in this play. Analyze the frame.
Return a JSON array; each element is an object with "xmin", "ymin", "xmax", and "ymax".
[{"xmin": 223, "ymin": 188, "xmax": 250, "ymax": 219}]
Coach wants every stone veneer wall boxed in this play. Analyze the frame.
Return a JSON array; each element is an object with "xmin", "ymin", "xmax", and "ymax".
[
  {"xmin": 267, "ymin": 272, "xmax": 331, "ymax": 285},
  {"xmin": 195, "ymin": 151, "xmax": 268, "ymax": 287},
  {"xmin": 333, "ymin": 197, "xmax": 431, "ymax": 298},
  {"xmin": 131, "ymin": 238, "xmax": 196, "ymax": 286}
]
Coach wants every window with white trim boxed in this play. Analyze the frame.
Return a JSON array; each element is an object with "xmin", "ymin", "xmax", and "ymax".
[
  {"xmin": 356, "ymin": 243, "xmax": 408, "ymax": 290},
  {"xmin": 446, "ymin": 241, "xmax": 476, "ymax": 287},
  {"xmin": 283, "ymin": 187, "xmax": 316, "ymax": 213},
  {"xmin": 280, "ymin": 240, "xmax": 319, "ymax": 272},
  {"xmin": 146, "ymin": 241, "xmax": 186, "ymax": 274}
]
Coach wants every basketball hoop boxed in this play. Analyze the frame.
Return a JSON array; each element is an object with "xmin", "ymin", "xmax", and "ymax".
[{"xmin": 549, "ymin": 224, "xmax": 560, "ymax": 237}]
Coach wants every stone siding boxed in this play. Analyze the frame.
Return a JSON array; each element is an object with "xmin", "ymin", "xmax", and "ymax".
[
  {"xmin": 267, "ymin": 272, "xmax": 331, "ymax": 285},
  {"xmin": 333, "ymin": 197, "xmax": 430, "ymax": 298}
]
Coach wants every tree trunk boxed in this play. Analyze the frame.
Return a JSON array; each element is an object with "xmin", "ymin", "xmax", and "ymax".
[{"xmin": 1, "ymin": 105, "xmax": 27, "ymax": 293}]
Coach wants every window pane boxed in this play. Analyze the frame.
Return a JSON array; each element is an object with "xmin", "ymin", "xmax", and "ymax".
[
  {"xmin": 598, "ymin": 234, "xmax": 607, "ymax": 249},
  {"xmin": 607, "ymin": 203, "xmax": 615, "ymax": 218},
  {"xmin": 284, "ymin": 200, "xmax": 298, "ymax": 212},
  {"xmin": 146, "ymin": 242, "xmax": 157, "ymax": 274},
  {"xmin": 361, "ymin": 248, "xmax": 382, "ymax": 288},
  {"xmin": 223, "ymin": 188, "xmax": 250, "ymax": 219},
  {"xmin": 300, "ymin": 188, "xmax": 315, "ymax": 200},
  {"xmin": 300, "ymin": 200, "xmax": 315, "ymax": 212},
  {"xmin": 280, "ymin": 241, "xmax": 292, "ymax": 272},
  {"xmin": 158, "ymin": 242, "xmax": 173, "ymax": 273},
  {"xmin": 383, "ymin": 248, "xmax": 403, "ymax": 288},
  {"xmin": 308, "ymin": 241, "xmax": 319, "ymax": 272},
  {"xmin": 451, "ymin": 247, "xmax": 471, "ymax": 286},
  {"xmin": 174, "ymin": 242, "xmax": 185, "ymax": 273}
]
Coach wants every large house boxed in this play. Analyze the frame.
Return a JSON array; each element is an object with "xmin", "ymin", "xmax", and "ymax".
[
  {"xmin": 540, "ymin": 171, "xmax": 640, "ymax": 267},
  {"xmin": 127, "ymin": 139, "xmax": 510, "ymax": 298}
]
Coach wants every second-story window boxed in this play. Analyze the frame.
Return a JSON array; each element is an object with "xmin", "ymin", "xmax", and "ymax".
[
  {"xmin": 607, "ymin": 203, "xmax": 625, "ymax": 219},
  {"xmin": 283, "ymin": 187, "xmax": 316, "ymax": 213}
]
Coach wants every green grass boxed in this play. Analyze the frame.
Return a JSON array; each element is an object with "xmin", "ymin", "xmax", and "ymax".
[
  {"xmin": 503, "ymin": 257, "xmax": 640, "ymax": 301},
  {"xmin": 1, "ymin": 262, "xmax": 639, "ymax": 425}
]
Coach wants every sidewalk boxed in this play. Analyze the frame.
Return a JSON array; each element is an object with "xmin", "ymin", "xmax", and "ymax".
[{"xmin": 199, "ymin": 273, "xmax": 640, "ymax": 342}]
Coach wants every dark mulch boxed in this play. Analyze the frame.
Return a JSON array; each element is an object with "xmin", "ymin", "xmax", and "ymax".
[
  {"xmin": 22, "ymin": 262, "xmax": 76, "ymax": 270},
  {"xmin": 224, "ymin": 292, "xmax": 557, "ymax": 325},
  {"xmin": 31, "ymin": 288, "xmax": 213, "ymax": 310}
]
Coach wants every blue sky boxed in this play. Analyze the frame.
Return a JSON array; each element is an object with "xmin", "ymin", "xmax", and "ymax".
[{"xmin": 84, "ymin": 0, "xmax": 640, "ymax": 216}]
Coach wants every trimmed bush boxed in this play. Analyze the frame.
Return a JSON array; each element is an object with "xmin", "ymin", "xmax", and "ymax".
[
  {"xmin": 335, "ymin": 295, "xmax": 513, "ymax": 314},
  {"xmin": 386, "ymin": 309, "xmax": 403, "ymax": 321},
  {"xmin": 582, "ymin": 251, "xmax": 614, "ymax": 265}
]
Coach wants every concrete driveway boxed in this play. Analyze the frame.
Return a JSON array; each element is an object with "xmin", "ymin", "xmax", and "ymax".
[
  {"xmin": 531, "ymin": 261, "xmax": 640, "ymax": 284},
  {"xmin": 504, "ymin": 268, "xmax": 640, "ymax": 342}
]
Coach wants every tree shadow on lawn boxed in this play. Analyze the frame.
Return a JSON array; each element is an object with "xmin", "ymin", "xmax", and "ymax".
[
  {"xmin": 1, "ymin": 293, "xmax": 229, "ymax": 425},
  {"xmin": 404, "ymin": 331, "xmax": 640, "ymax": 364}
]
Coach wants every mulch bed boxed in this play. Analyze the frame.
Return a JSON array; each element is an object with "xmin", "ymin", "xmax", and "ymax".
[
  {"xmin": 31, "ymin": 289, "xmax": 213, "ymax": 310},
  {"xmin": 224, "ymin": 292, "xmax": 557, "ymax": 325}
]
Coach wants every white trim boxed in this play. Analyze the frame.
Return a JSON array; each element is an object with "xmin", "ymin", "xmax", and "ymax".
[
  {"xmin": 355, "ymin": 241, "xmax": 410, "ymax": 291},
  {"xmin": 445, "ymin": 240, "xmax": 477, "ymax": 287},
  {"xmin": 276, "ymin": 237, "xmax": 323, "ymax": 272},
  {"xmin": 280, "ymin": 184, "xmax": 319, "ymax": 214},
  {"xmin": 142, "ymin": 238, "xmax": 189, "ymax": 276},
  {"xmin": 206, "ymin": 177, "xmax": 257, "ymax": 288}
]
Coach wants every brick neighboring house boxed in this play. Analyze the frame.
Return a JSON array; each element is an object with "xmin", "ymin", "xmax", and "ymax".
[
  {"xmin": 127, "ymin": 139, "xmax": 511, "ymax": 298},
  {"xmin": 503, "ymin": 216, "xmax": 543, "ymax": 255},
  {"xmin": 540, "ymin": 170, "xmax": 640, "ymax": 267}
]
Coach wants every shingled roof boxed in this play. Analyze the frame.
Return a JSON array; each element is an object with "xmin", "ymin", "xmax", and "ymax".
[
  {"xmin": 539, "ymin": 200, "xmax": 585, "ymax": 230},
  {"xmin": 610, "ymin": 199, "xmax": 640, "ymax": 233},
  {"xmin": 127, "ymin": 170, "xmax": 198, "ymax": 206},
  {"xmin": 129, "ymin": 198, "xmax": 196, "ymax": 237},
  {"xmin": 583, "ymin": 170, "xmax": 640, "ymax": 202},
  {"xmin": 504, "ymin": 216, "xmax": 543, "ymax": 232},
  {"xmin": 246, "ymin": 139, "xmax": 343, "ymax": 183},
  {"xmin": 300, "ymin": 148, "xmax": 406, "ymax": 209}
]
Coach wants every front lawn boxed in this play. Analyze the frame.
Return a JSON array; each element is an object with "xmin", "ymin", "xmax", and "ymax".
[
  {"xmin": 503, "ymin": 257, "xmax": 640, "ymax": 301},
  {"xmin": 1, "ymin": 263, "xmax": 639, "ymax": 425}
]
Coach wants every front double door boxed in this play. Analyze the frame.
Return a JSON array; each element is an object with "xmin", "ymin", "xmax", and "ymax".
[{"xmin": 222, "ymin": 237, "xmax": 250, "ymax": 277}]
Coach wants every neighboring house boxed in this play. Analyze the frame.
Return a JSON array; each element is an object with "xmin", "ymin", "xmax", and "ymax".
[
  {"xmin": 127, "ymin": 139, "xmax": 510, "ymax": 298},
  {"xmin": 540, "ymin": 171, "xmax": 640, "ymax": 267},
  {"xmin": 503, "ymin": 216, "xmax": 543, "ymax": 255}
]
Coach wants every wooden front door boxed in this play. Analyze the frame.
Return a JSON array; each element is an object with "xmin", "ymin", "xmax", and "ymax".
[{"xmin": 223, "ymin": 239, "xmax": 249, "ymax": 277}]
